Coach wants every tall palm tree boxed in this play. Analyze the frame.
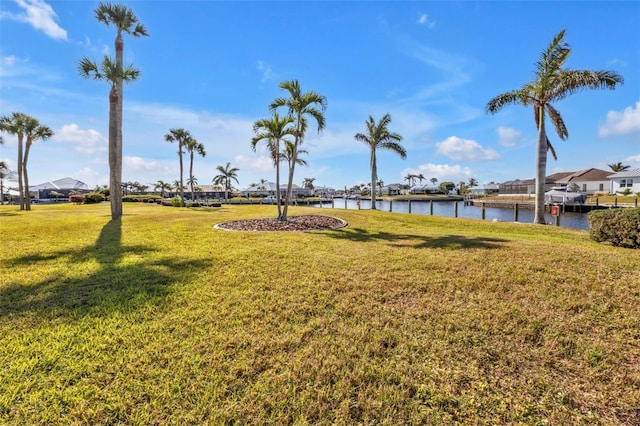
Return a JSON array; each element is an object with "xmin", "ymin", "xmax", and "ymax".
[
  {"xmin": 164, "ymin": 128, "xmax": 192, "ymax": 201},
  {"xmin": 251, "ymin": 112, "xmax": 295, "ymax": 219},
  {"xmin": 468, "ymin": 178, "xmax": 478, "ymax": 187},
  {"xmin": 355, "ymin": 114, "xmax": 406, "ymax": 209},
  {"xmin": 91, "ymin": 2, "xmax": 147, "ymax": 218},
  {"xmin": 22, "ymin": 117, "xmax": 53, "ymax": 210},
  {"xmin": 212, "ymin": 162, "xmax": 239, "ymax": 200},
  {"xmin": 608, "ymin": 162, "xmax": 630, "ymax": 172},
  {"xmin": 79, "ymin": 55, "xmax": 140, "ymax": 219},
  {"xmin": 0, "ymin": 113, "xmax": 27, "ymax": 209},
  {"xmin": 270, "ymin": 79, "xmax": 327, "ymax": 221},
  {"xmin": 487, "ymin": 29, "xmax": 623, "ymax": 224},
  {"xmin": 417, "ymin": 173, "xmax": 425, "ymax": 185},
  {"xmin": 185, "ymin": 137, "xmax": 206, "ymax": 201}
]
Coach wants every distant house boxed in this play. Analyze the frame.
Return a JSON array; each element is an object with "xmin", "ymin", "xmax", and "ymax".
[
  {"xmin": 381, "ymin": 184, "xmax": 403, "ymax": 196},
  {"xmin": 409, "ymin": 184, "xmax": 439, "ymax": 195},
  {"xmin": 30, "ymin": 177, "xmax": 90, "ymax": 200},
  {"xmin": 555, "ymin": 168, "xmax": 610, "ymax": 194},
  {"xmin": 468, "ymin": 184, "xmax": 499, "ymax": 196},
  {"xmin": 180, "ymin": 184, "xmax": 228, "ymax": 200},
  {"xmin": 608, "ymin": 168, "xmax": 640, "ymax": 195},
  {"xmin": 241, "ymin": 182, "xmax": 311, "ymax": 198},
  {"xmin": 499, "ymin": 170, "xmax": 606, "ymax": 195},
  {"xmin": 313, "ymin": 186, "xmax": 336, "ymax": 197}
]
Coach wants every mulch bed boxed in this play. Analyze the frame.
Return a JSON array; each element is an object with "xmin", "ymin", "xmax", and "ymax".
[{"xmin": 214, "ymin": 215, "xmax": 347, "ymax": 232}]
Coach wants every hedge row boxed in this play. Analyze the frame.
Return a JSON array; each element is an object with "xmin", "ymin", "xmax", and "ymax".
[{"xmin": 588, "ymin": 208, "xmax": 640, "ymax": 249}]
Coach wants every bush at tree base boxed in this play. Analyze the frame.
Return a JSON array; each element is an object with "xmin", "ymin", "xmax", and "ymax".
[
  {"xmin": 83, "ymin": 192, "xmax": 106, "ymax": 204},
  {"xmin": 588, "ymin": 208, "xmax": 640, "ymax": 249}
]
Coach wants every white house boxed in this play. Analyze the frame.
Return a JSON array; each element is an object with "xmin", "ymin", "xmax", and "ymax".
[
  {"xmin": 608, "ymin": 168, "xmax": 640, "ymax": 195},
  {"xmin": 30, "ymin": 177, "xmax": 90, "ymax": 199},
  {"xmin": 556, "ymin": 168, "xmax": 610, "ymax": 195}
]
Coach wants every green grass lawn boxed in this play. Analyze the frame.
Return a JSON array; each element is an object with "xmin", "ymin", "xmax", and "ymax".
[{"xmin": 1, "ymin": 202, "xmax": 639, "ymax": 424}]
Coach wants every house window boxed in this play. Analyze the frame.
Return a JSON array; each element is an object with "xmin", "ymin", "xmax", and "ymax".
[
  {"xmin": 599, "ymin": 183, "xmax": 604, "ymax": 191},
  {"xmin": 620, "ymin": 179, "xmax": 634, "ymax": 188},
  {"xmin": 582, "ymin": 184, "xmax": 587, "ymax": 191}
]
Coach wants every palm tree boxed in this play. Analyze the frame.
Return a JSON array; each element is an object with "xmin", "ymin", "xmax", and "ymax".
[
  {"xmin": 417, "ymin": 173, "xmax": 425, "ymax": 185},
  {"xmin": 355, "ymin": 114, "xmax": 406, "ymax": 210},
  {"xmin": 0, "ymin": 160, "xmax": 14, "ymax": 206},
  {"xmin": 154, "ymin": 180, "xmax": 171, "ymax": 197},
  {"xmin": 22, "ymin": 117, "xmax": 54, "ymax": 210},
  {"xmin": 468, "ymin": 178, "xmax": 478, "ymax": 187},
  {"xmin": 212, "ymin": 162, "xmax": 239, "ymax": 200},
  {"xmin": 377, "ymin": 179, "xmax": 384, "ymax": 196},
  {"xmin": 0, "ymin": 113, "xmax": 27, "ymax": 209},
  {"xmin": 302, "ymin": 177, "xmax": 315, "ymax": 190},
  {"xmin": 487, "ymin": 29, "xmax": 623, "ymax": 224},
  {"xmin": 164, "ymin": 128, "xmax": 192, "ymax": 201},
  {"xmin": 270, "ymin": 79, "xmax": 327, "ymax": 221},
  {"xmin": 430, "ymin": 177, "xmax": 438, "ymax": 186},
  {"xmin": 185, "ymin": 137, "xmax": 206, "ymax": 201},
  {"xmin": 79, "ymin": 55, "xmax": 140, "ymax": 219},
  {"xmin": 608, "ymin": 162, "xmax": 630, "ymax": 172},
  {"xmin": 172, "ymin": 180, "xmax": 182, "ymax": 195},
  {"xmin": 404, "ymin": 173, "xmax": 414, "ymax": 187},
  {"xmin": 251, "ymin": 112, "xmax": 295, "ymax": 219},
  {"xmin": 81, "ymin": 3, "xmax": 147, "ymax": 219}
]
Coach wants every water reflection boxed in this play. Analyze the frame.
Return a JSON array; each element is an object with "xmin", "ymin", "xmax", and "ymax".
[{"xmin": 313, "ymin": 198, "xmax": 589, "ymax": 231}]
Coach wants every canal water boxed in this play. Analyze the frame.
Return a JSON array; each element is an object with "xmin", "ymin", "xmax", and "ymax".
[{"xmin": 312, "ymin": 198, "xmax": 590, "ymax": 231}]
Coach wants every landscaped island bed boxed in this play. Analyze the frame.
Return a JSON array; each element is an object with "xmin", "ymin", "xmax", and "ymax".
[{"xmin": 1, "ymin": 203, "xmax": 638, "ymax": 424}]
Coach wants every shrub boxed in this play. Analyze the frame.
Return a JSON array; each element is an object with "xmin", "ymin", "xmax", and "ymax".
[
  {"xmin": 589, "ymin": 208, "xmax": 640, "ymax": 248},
  {"xmin": 68, "ymin": 194, "xmax": 84, "ymax": 204},
  {"xmin": 171, "ymin": 197, "xmax": 184, "ymax": 207},
  {"xmin": 84, "ymin": 192, "xmax": 106, "ymax": 204}
]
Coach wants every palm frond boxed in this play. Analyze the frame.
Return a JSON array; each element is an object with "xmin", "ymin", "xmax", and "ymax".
[{"xmin": 545, "ymin": 103, "xmax": 568, "ymax": 140}]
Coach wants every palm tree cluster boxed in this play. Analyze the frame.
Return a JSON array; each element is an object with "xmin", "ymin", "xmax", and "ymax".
[
  {"xmin": 212, "ymin": 162, "xmax": 240, "ymax": 200},
  {"xmin": 251, "ymin": 79, "xmax": 327, "ymax": 221},
  {"xmin": 0, "ymin": 112, "xmax": 54, "ymax": 210}
]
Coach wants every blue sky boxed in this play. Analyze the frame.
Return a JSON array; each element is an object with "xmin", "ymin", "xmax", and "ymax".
[{"xmin": 1, "ymin": 0, "xmax": 639, "ymax": 191}]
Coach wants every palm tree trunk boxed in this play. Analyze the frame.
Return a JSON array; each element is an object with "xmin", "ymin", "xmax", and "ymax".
[
  {"xmin": 275, "ymin": 149, "xmax": 282, "ymax": 220},
  {"xmin": 111, "ymin": 32, "xmax": 125, "ymax": 219},
  {"xmin": 370, "ymin": 149, "xmax": 377, "ymax": 210},
  {"xmin": 108, "ymin": 86, "xmax": 119, "ymax": 219},
  {"xmin": 534, "ymin": 107, "xmax": 548, "ymax": 224},
  {"xmin": 189, "ymin": 153, "xmax": 195, "ymax": 201},
  {"xmin": 179, "ymin": 146, "xmax": 184, "ymax": 201},
  {"xmin": 22, "ymin": 139, "xmax": 32, "ymax": 210},
  {"xmin": 16, "ymin": 135, "xmax": 24, "ymax": 210},
  {"xmin": 281, "ymin": 147, "xmax": 297, "ymax": 221}
]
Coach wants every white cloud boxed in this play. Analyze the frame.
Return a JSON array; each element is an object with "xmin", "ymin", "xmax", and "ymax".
[
  {"xmin": 624, "ymin": 154, "xmax": 640, "ymax": 166},
  {"xmin": 436, "ymin": 136, "xmax": 500, "ymax": 161},
  {"xmin": 123, "ymin": 156, "xmax": 172, "ymax": 173},
  {"xmin": 257, "ymin": 60, "xmax": 276, "ymax": 83},
  {"xmin": 598, "ymin": 101, "xmax": 640, "ymax": 137},
  {"xmin": 234, "ymin": 154, "xmax": 275, "ymax": 172},
  {"xmin": 55, "ymin": 124, "xmax": 106, "ymax": 154},
  {"xmin": 417, "ymin": 13, "xmax": 435, "ymax": 28},
  {"xmin": 496, "ymin": 126, "xmax": 521, "ymax": 147},
  {"xmin": 404, "ymin": 163, "xmax": 473, "ymax": 183},
  {"xmin": 1, "ymin": 0, "xmax": 67, "ymax": 40}
]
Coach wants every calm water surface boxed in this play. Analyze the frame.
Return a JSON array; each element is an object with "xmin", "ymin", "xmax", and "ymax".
[{"xmin": 312, "ymin": 198, "xmax": 589, "ymax": 231}]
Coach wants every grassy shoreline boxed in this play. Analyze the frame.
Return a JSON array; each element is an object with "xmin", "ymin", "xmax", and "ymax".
[{"xmin": 1, "ymin": 203, "xmax": 639, "ymax": 424}]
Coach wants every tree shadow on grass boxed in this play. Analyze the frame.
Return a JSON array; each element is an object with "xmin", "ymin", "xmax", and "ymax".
[
  {"xmin": 326, "ymin": 227, "xmax": 509, "ymax": 249},
  {"xmin": 0, "ymin": 218, "xmax": 206, "ymax": 319}
]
